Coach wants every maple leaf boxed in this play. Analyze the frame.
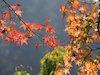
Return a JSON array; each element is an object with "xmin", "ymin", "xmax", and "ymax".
[
  {"xmin": 47, "ymin": 41, "xmax": 56, "ymax": 48},
  {"xmin": 9, "ymin": 5, "xmax": 16, "ymax": 10},
  {"xmin": 46, "ymin": 18, "xmax": 50, "ymax": 25},
  {"xmin": 20, "ymin": 37, "xmax": 28, "ymax": 45},
  {"xmin": 59, "ymin": 6, "xmax": 68, "ymax": 13},
  {"xmin": 45, "ymin": 25, "xmax": 55, "ymax": 34},
  {"xmin": 20, "ymin": 21, "xmax": 27, "ymax": 31},
  {"xmin": 10, "ymin": 39, "xmax": 15, "ymax": 43},
  {"xmin": 71, "ymin": 0, "xmax": 80, "ymax": 11},
  {"xmin": 91, "ymin": 12, "xmax": 98, "ymax": 18},
  {"xmin": 3, "ymin": 37, "xmax": 10, "ymax": 42},
  {"xmin": 4, "ymin": 11, "xmax": 9, "ymax": 19},
  {"xmin": 79, "ymin": 5, "xmax": 88, "ymax": 14},
  {"xmin": 92, "ymin": 34, "xmax": 98, "ymax": 41},
  {"xmin": 67, "ymin": 44, "xmax": 72, "ymax": 50},
  {"xmin": 17, "ymin": 39, "xmax": 20, "ymax": 45},
  {"xmin": 50, "ymin": 35, "xmax": 56, "ymax": 41},
  {"xmin": 74, "ymin": 30, "xmax": 81, "ymax": 37},
  {"xmin": 75, "ymin": 60, "xmax": 82, "ymax": 66},
  {"xmin": 15, "ymin": 9, "xmax": 23, "ymax": 17},
  {"xmin": 56, "ymin": 40, "xmax": 61, "ymax": 46},
  {"xmin": 20, "ymin": 33, "xmax": 26, "ymax": 38},
  {"xmin": 65, "ymin": 14, "xmax": 75, "ymax": 22},
  {"xmin": 35, "ymin": 43, "xmax": 39, "ymax": 48},
  {"xmin": 63, "ymin": 69, "xmax": 70, "ymax": 75},
  {"xmin": 71, "ymin": 56, "xmax": 76, "ymax": 62},
  {"xmin": 16, "ymin": 3, "xmax": 21, "ymax": 8},
  {"xmin": 33, "ymin": 23, "xmax": 43, "ymax": 31},
  {"xmin": 59, "ymin": 6, "xmax": 68, "ymax": 19},
  {"xmin": 80, "ymin": 68, "xmax": 85, "ymax": 73},
  {"xmin": 0, "ymin": 19, "xmax": 6, "ymax": 25},
  {"xmin": 43, "ymin": 35, "xmax": 50, "ymax": 43}
]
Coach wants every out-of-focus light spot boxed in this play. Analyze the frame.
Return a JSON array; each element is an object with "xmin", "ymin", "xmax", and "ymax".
[
  {"xmin": 98, "ymin": 10, "xmax": 100, "ymax": 12},
  {"xmin": 93, "ymin": 0, "xmax": 99, "ymax": 2}
]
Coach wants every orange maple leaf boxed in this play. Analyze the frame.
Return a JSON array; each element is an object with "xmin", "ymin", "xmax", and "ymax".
[
  {"xmin": 59, "ymin": 5, "xmax": 68, "ymax": 13},
  {"xmin": 63, "ymin": 69, "xmax": 70, "ymax": 75},
  {"xmin": 79, "ymin": 5, "xmax": 88, "ymax": 14},
  {"xmin": 92, "ymin": 34, "xmax": 98, "ymax": 41},
  {"xmin": 15, "ymin": 9, "xmax": 23, "ymax": 17},
  {"xmin": 91, "ymin": 12, "xmax": 98, "ymax": 18},
  {"xmin": 9, "ymin": 5, "xmax": 16, "ymax": 10},
  {"xmin": 20, "ymin": 37, "xmax": 28, "ymax": 45},
  {"xmin": 65, "ymin": 14, "xmax": 75, "ymax": 22},
  {"xmin": 71, "ymin": 0, "xmax": 80, "ymax": 11}
]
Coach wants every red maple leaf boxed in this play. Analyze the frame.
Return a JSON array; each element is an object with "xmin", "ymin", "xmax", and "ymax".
[
  {"xmin": 45, "ymin": 25, "xmax": 55, "ymax": 34},
  {"xmin": 92, "ymin": 34, "xmax": 99, "ymax": 41},
  {"xmin": 20, "ymin": 21, "xmax": 27, "ymax": 31},
  {"xmin": 46, "ymin": 18, "xmax": 50, "ymax": 25},
  {"xmin": 20, "ymin": 33, "xmax": 26, "ymax": 38},
  {"xmin": 35, "ymin": 43, "xmax": 39, "ymax": 48},
  {"xmin": 3, "ymin": 37, "xmax": 10, "ymax": 42},
  {"xmin": 33, "ymin": 23, "xmax": 43, "ymax": 31},
  {"xmin": 43, "ymin": 35, "xmax": 50, "ymax": 43},
  {"xmin": 56, "ymin": 40, "xmax": 61, "ymax": 46},
  {"xmin": 4, "ymin": 11, "xmax": 9, "ymax": 19},
  {"xmin": 0, "ymin": 30, "xmax": 4, "ymax": 37},
  {"xmin": 16, "ymin": 3, "xmax": 21, "ymax": 8},
  {"xmin": 47, "ymin": 41, "xmax": 56, "ymax": 48},
  {"xmin": 50, "ymin": 35, "xmax": 56, "ymax": 41}
]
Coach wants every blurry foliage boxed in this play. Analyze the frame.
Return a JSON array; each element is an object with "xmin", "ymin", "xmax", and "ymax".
[
  {"xmin": 14, "ymin": 65, "xmax": 32, "ymax": 75},
  {"xmin": 39, "ymin": 46, "xmax": 65, "ymax": 75}
]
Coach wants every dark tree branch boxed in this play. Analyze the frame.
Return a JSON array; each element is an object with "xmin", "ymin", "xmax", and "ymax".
[{"xmin": 2, "ymin": 0, "xmax": 44, "ymax": 43}]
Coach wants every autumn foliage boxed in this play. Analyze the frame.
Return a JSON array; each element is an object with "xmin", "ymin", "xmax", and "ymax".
[
  {"xmin": 0, "ymin": 0, "xmax": 100, "ymax": 75},
  {"xmin": 0, "ymin": 0, "xmax": 60, "ymax": 48},
  {"xmin": 56, "ymin": 0, "xmax": 100, "ymax": 75}
]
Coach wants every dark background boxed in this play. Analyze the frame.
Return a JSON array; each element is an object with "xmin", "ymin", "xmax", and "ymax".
[{"xmin": 0, "ymin": 0, "xmax": 99, "ymax": 75}]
